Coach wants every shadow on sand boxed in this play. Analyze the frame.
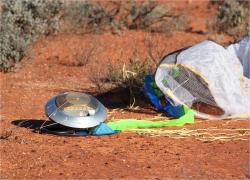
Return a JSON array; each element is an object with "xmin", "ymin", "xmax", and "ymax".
[
  {"xmin": 95, "ymin": 86, "xmax": 157, "ymax": 115},
  {"xmin": 11, "ymin": 87, "xmax": 158, "ymax": 132},
  {"xmin": 11, "ymin": 119, "xmax": 54, "ymax": 134}
]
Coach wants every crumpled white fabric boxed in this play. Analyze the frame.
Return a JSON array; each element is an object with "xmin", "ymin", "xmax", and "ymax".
[
  {"xmin": 155, "ymin": 38, "xmax": 250, "ymax": 119},
  {"xmin": 227, "ymin": 36, "xmax": 250, "ymax": 78}
]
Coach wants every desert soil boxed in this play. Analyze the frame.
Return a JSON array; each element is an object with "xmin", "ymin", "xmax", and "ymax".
[{"xmin": 0, "ymin": 1, "xmax": 249, "ymax": 179}]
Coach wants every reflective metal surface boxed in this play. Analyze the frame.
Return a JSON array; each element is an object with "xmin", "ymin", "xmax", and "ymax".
[{"xmin": 45, "ymin": 92, "xmax": 107, "ymax": 129}]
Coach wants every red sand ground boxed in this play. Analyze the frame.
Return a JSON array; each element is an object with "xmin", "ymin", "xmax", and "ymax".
[{"xmin": 0, "ymin": 1, "xmax": 249, "ymax": 179}]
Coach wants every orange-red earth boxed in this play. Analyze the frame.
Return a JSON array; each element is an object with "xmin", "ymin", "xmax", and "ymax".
[{"xmin": 0, "ymin": 1, "xmax": 249, "ymax": 179}]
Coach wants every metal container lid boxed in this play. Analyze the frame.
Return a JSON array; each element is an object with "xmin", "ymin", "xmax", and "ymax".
[{"xmin": 45, "ymin": 92, "xmax": 107, "ymax": 129}]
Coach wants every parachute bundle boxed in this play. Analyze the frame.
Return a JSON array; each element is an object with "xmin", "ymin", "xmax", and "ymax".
[{"xmin": 155, "ymin": 37, "xmax": 250, "ymax": 119}]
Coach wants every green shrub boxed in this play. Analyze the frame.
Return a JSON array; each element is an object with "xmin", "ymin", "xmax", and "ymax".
[
  {"xmin": 0, "ymin": 0, "xmax": 62, "ymax": 72},
  {"xmin": 120, "ymin": 1, "xmax": 187, "ymax": 33},
  {"xmin": 62, "ymin": 1, "xmax": 187, "ymax": 34},
  {"xmin": 210, "ymin": 0, "xmax": 250, "ymax": 39},
  {"xmin": 63, "ymin": 1, "xmax": 115, "ymax": 34},
  {"xmin": 0, "ymin": 0, "xmax": 187, "ymax": 72},
  {"xmin": 122, "ymin": 1, "xmax": 164, "ymax": 29}
]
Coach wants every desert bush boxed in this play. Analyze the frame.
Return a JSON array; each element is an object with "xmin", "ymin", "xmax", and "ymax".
[
  {"xmin": 89, "ymin": 54, "xmax": 154, "ymax": 107},
  {"xmin": 89, "ymin": 35, "xmax": 167, "ymax": 106},
  {"xmin": 61, "ymin": 42, "xmax": 97, "ymax": 67},
  {"xmin": 0, "ymin": 0, "xmax": 188, "ymax": 72},
  {"xmin": 121, "ymin": 1, "xmax": 169, "ymax": 30},
  {"xmin": 62, "ymin": 1, "xmax": 188, "ymax": 34},
  {"xmin": 0, "ymin": 0, "xmax": 62, "ymax": 72},
  {"xmin": 107, "ymin": 58, "xmax": 153, "ymax": 106},
  {"xmin": 107, "ymin": 58, "xmax": 152, "ymax": 87},
  {"xmin": 63, "ymin": 1, "xmax": 116, "ymax": 34},
  {"xmin": 75, "ymin": 45, "xmax": 96, "ymax": 66},
  {"xmin": 120, "ymin": 1, "xmax": 188, "ymax": 33},
  {"xmin": 209, "ymin": 0, "xmax": 250, "ymax": 39}
]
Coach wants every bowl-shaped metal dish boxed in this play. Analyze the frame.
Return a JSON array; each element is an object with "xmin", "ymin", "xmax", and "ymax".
[{"xmin": 45, "ymin": 92, "xmax": 107, "ymax": 129}]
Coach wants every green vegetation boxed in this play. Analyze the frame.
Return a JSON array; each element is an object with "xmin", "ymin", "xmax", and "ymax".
[
  {"xmin": 210, "ymin": 0, "xmax": 250, "ymax": 40},
  {"xmin": 0, "ymin": 0, "xmax": 188, "ymax": 72},
  {"xmin": 0, "ymin": 0, "xmax": 62, "ymax": 72},
  {"xmin": 63, "ymin": 1, "xmax": 115, "ymax": 34}
]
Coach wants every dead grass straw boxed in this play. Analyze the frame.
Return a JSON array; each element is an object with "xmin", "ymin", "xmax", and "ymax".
[{"xmin": 130, "ymin": 128, "xmax": 250, "ymax": 142}]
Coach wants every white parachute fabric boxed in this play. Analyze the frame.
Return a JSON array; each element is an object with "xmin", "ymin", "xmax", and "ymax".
[
  {"xmin": 227, "ymin": 36, "xmax": 250, "ymax": 78},
  {"xmin": 155, "ymin": 39, "xmax": 250, "ymax": 119}
]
